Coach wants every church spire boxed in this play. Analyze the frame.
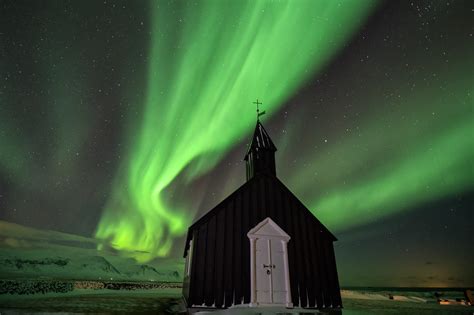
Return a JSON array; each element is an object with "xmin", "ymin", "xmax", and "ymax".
[{"xmin": 244, "ymin": 100, "xmax": 277, "ymax": 181}]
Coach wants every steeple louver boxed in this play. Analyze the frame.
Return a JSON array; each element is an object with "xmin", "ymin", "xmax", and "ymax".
[{"xmin": 244, "ymin": 121, "xmax": 277, "ymax": 181}]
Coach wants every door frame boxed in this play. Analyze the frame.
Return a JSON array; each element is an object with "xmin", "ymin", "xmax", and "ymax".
[{"xmin": 247, "ymin": 217, "xmax": 293, "ymax": 308}]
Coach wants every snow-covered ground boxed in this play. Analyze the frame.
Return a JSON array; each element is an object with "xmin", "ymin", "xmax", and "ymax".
[
  {"xmin": 1, "ymin": 288, "xmax": 472, "ymax": 314},
  {"xmin": 0, "ymin": 288, "xmax": 186, "ymax": 314},
  {"xmin": 341, "ymin": 288, "xmax": 469, "ymax": 304},
  {"xmin": 341, "ymin": 289, "xmax": 472, "ymax": 315}
]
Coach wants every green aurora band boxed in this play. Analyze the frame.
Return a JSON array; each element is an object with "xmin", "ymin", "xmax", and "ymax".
[
  {"xmin": 283, "ymin": 66, "xmax": 474, "ymax": 232},
  {"xmin": 310, "ymin": 106, "xmax": 473, "ymax": 231},
  {"xmin": 1, "ymin": 44, "xmax": 90, "ymax": 189},
  {"xmin": 95, "ymin": 0, "xmax": 378, "ymax": 261}
]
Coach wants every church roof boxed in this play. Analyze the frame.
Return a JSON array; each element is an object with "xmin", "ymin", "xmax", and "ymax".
[
  {"xmin": 183, "ymin": 173, "xmax": 337, "ymax": 257},
  {"xmin": 244, "ymin": 121, "xmax": 277, "ymax": 160}
]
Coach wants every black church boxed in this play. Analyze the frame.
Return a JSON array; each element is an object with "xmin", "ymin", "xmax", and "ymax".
[{"xmin": 182, "ymin": 112, "xmax": 342, "ymax": 310}]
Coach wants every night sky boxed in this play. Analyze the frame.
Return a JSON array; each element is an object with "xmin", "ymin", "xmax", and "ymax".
[{"xmin": 1, "ymin": 0, "xmax": 472, "ymax": 287}]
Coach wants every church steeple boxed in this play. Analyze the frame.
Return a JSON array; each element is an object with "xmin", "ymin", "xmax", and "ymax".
[{"xmin": 244, "ymin": 101, "xmax": 277, "ymax": 181}]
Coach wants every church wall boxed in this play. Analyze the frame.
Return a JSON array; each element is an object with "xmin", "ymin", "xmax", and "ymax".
[
  {"xmin": 223, "ymin": 199, "xmax": 235, "ymax": 307},
  {"xmin": 329, "ymin": 241, "xmax": 343, "ymax": 307},
  {"xmin": 214, "ymin": 208, "xmax": 226, "ymax": 306},
  {"xmin": 317, "ymin": 230, "xmax": 332, "ymax": 307},
  {"xmin": 184, "ymin": 175, "xmax": 342, "ymax": 309},
  {"xmin": 233, "ymin": 193, "xmax": 243, "ymax": 303},
  {"xmin": 241, "ymin": 185, "xmax": 251, "ymax": 304},
  {"xmin": 204, "ymin": 215, "xmax": 217, "ymax": 306},
  {"xmin": 194, "ymin": 225, "xmax": 207, "ymax": 304}
]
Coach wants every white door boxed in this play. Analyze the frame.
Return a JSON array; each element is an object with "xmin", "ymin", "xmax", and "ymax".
[
  {"xmin": 248, "ymin": 217, "xmax": 292, "ymax": 307},
  {"xmin": 270, "ymin": 239, "xmax": 287, "ymax": 304},
  {"xmin": 255, "ymin": 238, "xmax": 287, "ymax": 304},
  {"xmin": 255, "ymin": 238, "xmax": 271, "ymax": 303}
]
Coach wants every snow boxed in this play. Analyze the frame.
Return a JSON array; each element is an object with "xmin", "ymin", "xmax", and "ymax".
[
  {"xmin": 0, "ymin": 220, "xmax": 182, "ymax": 282},
  {"xmin": 0, "ymin": 288, "xmax": 472, "ymax": 314}
]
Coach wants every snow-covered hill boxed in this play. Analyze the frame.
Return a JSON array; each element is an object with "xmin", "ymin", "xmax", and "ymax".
[{"xmin": 0, "ymin": 220, "xmax": 182, "ymax": 282}]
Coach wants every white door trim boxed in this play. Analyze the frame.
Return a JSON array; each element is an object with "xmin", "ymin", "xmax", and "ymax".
[{"xmin": 247, "ymin": 217, "xmax": 293, "ymax": 308}]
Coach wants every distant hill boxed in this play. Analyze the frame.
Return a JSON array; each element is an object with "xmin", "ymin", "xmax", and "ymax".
[
  {"xmin": 124, "ymin": 264, "xmax": 180, "ymax": 280},
  {"xmin": 0, "ymin": 220, "xmax": 182, "ymax": 282}
]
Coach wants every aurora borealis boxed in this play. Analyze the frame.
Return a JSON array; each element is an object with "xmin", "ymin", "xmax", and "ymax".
[
  {"xmin": 301, "ymin": 69, "xmax": 473, "ymax": 231},
  {"xmin": 1, "ymin": 0, "xmax": 473, "ymax": 287},
  {"xmin": 95, "ymin": 0, "xmax": 377, "ymax": 261}
]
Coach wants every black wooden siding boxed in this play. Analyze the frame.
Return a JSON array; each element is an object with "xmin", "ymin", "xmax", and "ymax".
[{"xmin": 183, "ymin": 174, "xmax": 342, "ymax": 309}]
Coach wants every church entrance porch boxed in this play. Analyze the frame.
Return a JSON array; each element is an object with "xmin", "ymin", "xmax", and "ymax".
[{"xmin": 247, "ymin": 217, "xmax": 292, "ymax": 308}]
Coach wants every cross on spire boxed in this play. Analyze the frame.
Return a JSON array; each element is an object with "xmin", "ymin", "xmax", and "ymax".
[{"xmin": 253, "ymin": 99, "xmax": 265, "ymax": 120}]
